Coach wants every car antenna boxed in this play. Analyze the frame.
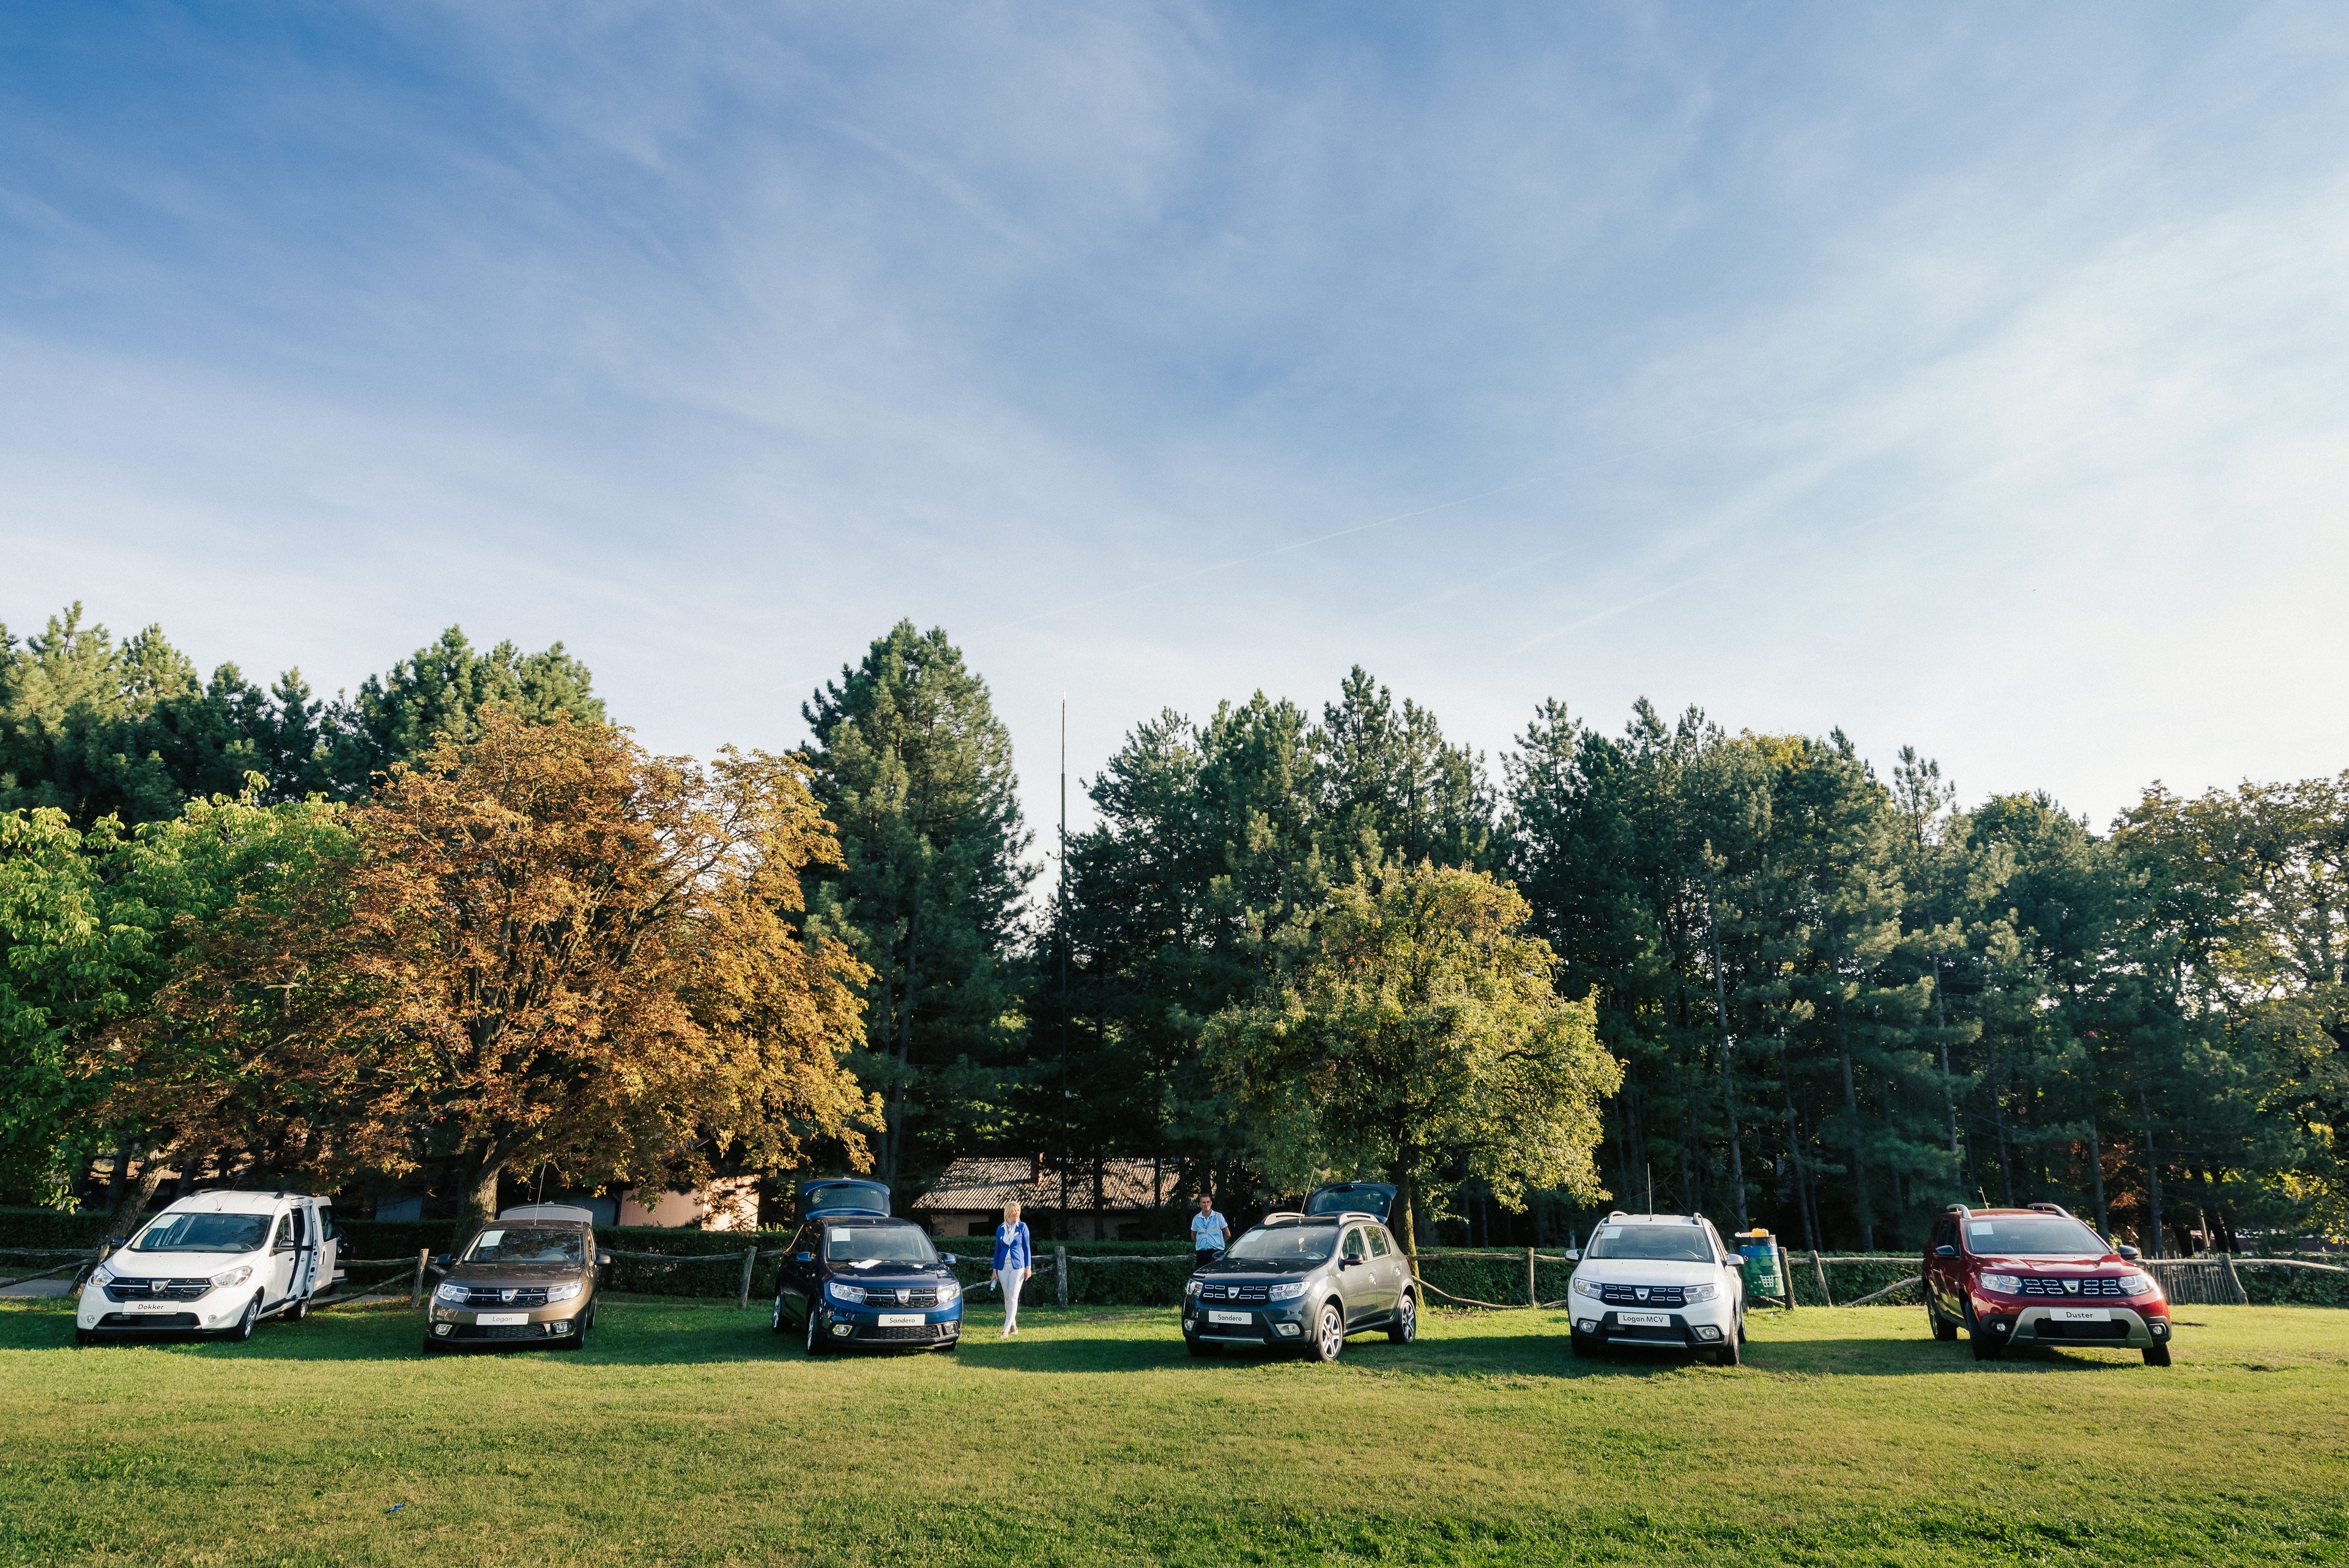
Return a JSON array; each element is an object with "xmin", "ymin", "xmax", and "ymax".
[{"xmin": 1644, "ymin": 1165, "xmax": 1653, "ymax": 1216}]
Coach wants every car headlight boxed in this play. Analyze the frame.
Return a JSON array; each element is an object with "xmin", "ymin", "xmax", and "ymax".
[
  {"xmin": 1185, "ymin": 1278, "xmax": 1203, "ymax": 1296},
  {"xmin": 208, "ymin": 1265, "xmax": 253, "ymax": 1290},
  {"xmin": 1266, "ymin": 1281, "xmax": 1308, "ymax": 1301},
  {"xmin": 1572, "ymin": 1277, "xmax": 1602, "ymax": 1298},
  {"xmin": 1980, "ymin": 1273, "xmax": 2021, "ymax": 1295},
  {"xmin": 2117, "ymin": 1273, "xmax": 2158, "ymax": 1296},
  {"xmin": 90, "ymin": 1264, "xmax": 117, "ymax": 1289},
  {"xmin": 826, "ymin": 1281, "xmax": 866, "ymax": 1304},
  {"xmin": 544, "ymin": 1281, "xmax": 582, "ymax": 1304},
  {"xmin": 935, "ymin": 1281, "xmax": 959, "ymax": 1305},
  {"xmin": 436, "ymin": 1281, "xmax": 470, "ymax": 1304},
  {"xmin": 1683, "ymin": 1283, "xmax": 1718, "ymax": 1304}
]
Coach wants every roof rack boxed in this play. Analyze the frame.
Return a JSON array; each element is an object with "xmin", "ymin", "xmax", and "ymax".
[
  {"xmin": 2027, "ymin": 1202, "xmax": 2074, "ymax": 1218},
  {"xmin": 1262, "ymin": 1211, "xmax": 1305, "ymax": 1223},
  {"xmin": 1943, "ymin": 1203, "xmax": 1973, "ymax": 1219}
]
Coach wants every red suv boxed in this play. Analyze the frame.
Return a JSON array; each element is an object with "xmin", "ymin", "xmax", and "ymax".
[{"xmin": 1922, "ymin": 1204, "xmax": 2173, "ymax": 1366}]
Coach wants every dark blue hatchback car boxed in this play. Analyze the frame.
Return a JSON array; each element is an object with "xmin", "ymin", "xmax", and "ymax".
[{"xmin": 770, "ymin": 1180, "xmax": 963, "ymax": 1355}]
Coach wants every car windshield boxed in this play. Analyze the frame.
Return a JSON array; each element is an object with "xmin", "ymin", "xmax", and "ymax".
[
  {"xmin": 130, "ymin": 1212, "xmax": 270, "ymax": 1254},
  {"xmin": 1584, "ymin": 1223, "xmax": 1712, "ymax": 1263},
  {"xmin": 1965, "ymin": 1216, "xmax": 2107, "ymax": 1257},
  {"xmin": 462, "ymin": 1227, "xmax": 586, "ymax": 1264},
  {"xmin": 824, "ymin": 1224, "xmax": 938, "ymax": 1267},
  {"xmin": 1225, "ymin": 1224, "xmax": 1338, "ymax": 1266}
]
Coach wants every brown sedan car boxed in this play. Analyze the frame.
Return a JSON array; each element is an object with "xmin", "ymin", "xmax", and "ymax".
[{"xmin": 423, "ymin": 1205, "xmax": 610, "ymax": 1353}]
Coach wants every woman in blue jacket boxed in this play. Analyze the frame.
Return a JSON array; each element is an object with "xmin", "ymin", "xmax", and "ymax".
[{"xmin": 992, "ymin": 1202, "xmax": 1033, "ymax": 1337}]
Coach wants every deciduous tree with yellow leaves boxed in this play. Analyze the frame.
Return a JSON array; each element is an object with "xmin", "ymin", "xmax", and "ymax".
[{"xmin": 117, "ymin": 709, "xmax": 878, "ymax": 1221}]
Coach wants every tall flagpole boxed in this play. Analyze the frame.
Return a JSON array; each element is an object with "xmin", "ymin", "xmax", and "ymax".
[{"xmin": 1059, "ymin": 695, "xmax": 1067, "ymax": 991}]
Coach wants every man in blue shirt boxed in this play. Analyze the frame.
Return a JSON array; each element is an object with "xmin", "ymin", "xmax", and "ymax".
[{"xmin": 1190, "ymin": 1193, "xmax": 1230, "ymax": 1265}]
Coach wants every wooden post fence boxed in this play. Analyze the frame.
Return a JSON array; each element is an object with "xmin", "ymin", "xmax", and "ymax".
[
  {"xmin": 737, "ymin": 1248, "xmax": 758, "ymax": 1311},
  {"xmin": 410, "ymin": 1248, "xmax": 430, "ymax": 1309},
  {"xmin": 1055, "ymin": 1246, "xmax": 1069, "ymax": 1307},
  {"xmin": 1526, "ymin": 1248, "xmax": 1537, "ymax": 1306},
  {"xmin": 1810, "ymin": 1249, "xmax": 1833, "ymax": 1307}
]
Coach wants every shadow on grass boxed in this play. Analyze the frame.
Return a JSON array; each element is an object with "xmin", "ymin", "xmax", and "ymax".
[{"xmin": 5, "ymin": 1296, "xmax": 2153, "ymax": 1382}]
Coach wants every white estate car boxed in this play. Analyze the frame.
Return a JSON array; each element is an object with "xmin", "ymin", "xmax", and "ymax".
[
  {"xmin": 1567, "ymin": 1211, "xmax": 1747, "ymax": 1366},
  {"xmin": 76, "ymin": 1190, "xmax": 341, "ymax": 1345}
]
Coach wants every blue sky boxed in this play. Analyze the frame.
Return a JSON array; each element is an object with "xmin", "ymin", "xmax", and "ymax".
[{"xmin": 5, "ymin": 2, "xmax": 2346, "ymax": 851}]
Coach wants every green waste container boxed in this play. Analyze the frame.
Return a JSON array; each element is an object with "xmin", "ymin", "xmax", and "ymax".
[{"xmin": 1736, "ymin": 1231, "xmax": 1786, "ymax": 1303}]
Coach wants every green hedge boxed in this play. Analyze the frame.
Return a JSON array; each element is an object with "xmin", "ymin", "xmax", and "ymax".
[
  {"xmin": 2240, "ymin": 1256, "xmax": 2349, "ymax": 1308},
  {"xmin": 0, "ymin": 1207, "xmax": 115, "ymax": 1251}
]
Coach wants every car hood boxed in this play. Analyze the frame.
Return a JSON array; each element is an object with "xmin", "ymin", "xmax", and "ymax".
[
  {"xmin": 1192, "ymin": 1260, "xmax": 1324, "ymax": 1282},
  {"xmin": 1973, "ymin": 1254, "xmax": 2121, "ymax": 1271},
  {"xmin": 1572, "ymin": 1259, "xmax": 1721, "ymax": 1287},
  {"xmin": 97, "ymin": 1249, "xmax": 261, "ymax": 1276},
  {"xmin": 831, "ymin": 1263, "xmax": 958, "ymax": 1289},
  {"xmin": 443, "ymin": 1262, "xmax": 587, "ymax": 1285}
]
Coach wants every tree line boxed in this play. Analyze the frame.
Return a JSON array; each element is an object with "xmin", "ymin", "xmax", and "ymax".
[{"xmin": 3, "ymin": 604, "xmax": 2342, "ymax": 1253}]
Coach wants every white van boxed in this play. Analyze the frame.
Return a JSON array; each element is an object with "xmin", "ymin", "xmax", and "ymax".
[{"xmin": 76, "ymin": 1190, "xmax": 341, "ymax": 1345}]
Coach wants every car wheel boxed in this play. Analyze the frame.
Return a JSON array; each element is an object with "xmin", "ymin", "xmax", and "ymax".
[
  {"xmin": 225, "ymin": 1293, "xmax": 259, "ymax": 1343},
  {"xmin": 1304, "ymin": 1301, "xmax": 1345, "ymax": 1363},
  {"xmin": 1186, "ymin": 1335, "xmax": 1219, "ymax": 1358},
  {"xmin": 2143, "ymin": 1342, "xmax": 2172, "ymax": 1367},
  {"xmin": 1970, "ymin": 1325, "xmax": 2005, "ymax": 1361},
  {"xmin": 285, "ymin": 1296, "xmax": 309, "ymax": 1323},
  {"xmin": 1928, "ymin": 1304, "xmax": 1958, "ymax": 1342},
  {"xmin": 1570, "ymin": 1330, "xmax": 1599, "ymax": 1358},
  {"xmin": 1713, "ymin": 1329, "xmax": 1740, "ymax": 1368},
  {"xmin": 1738, "ymin": 1312, "xmax": 1749, "ymax": 1345},
  {"xmin": 771, "ymin": 1293, "xmax": 789, "ymax": 1336},
  {"xmin": 1386, "ymin": 1290, "xmax": 1417, "ymax": 1345},
  {"xmin": 557, "ymin": 1326, "xmax": 585, "ymax": 1352},
  {"xmin": 74, "ymin": 1328, "xmax": 97, "ymax": 1347},
  {"xmin": 805, "ymin": 1306, "xmax": 828, "ymax": 1357}
]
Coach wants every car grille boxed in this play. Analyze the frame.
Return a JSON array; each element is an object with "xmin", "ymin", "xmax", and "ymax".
[
  {"xmin": 857, "ymin": 1324, "xmax": 941, "ymax": 1342},
  {"xmin": 2032, "ymin": 1318, "xmax": 2128, "ymax": 1340},
  {"xmin": 456, "ymin": 1287, "xmax": 552, "ymax": 1307},
  {"xmin": 1598, "ymin": 1285, "xmax": 1685, "ymax": 1307},
  {"xmin": 99, "ymin": 1311, "xmax": 201, "ymax": 1329},
  {"xmin": 2017, "ymin": 1277, "xmax": 2125, "ymax": 1297},
  {"xmin": 103, "ymin": 1278, "xmax": 210, "ymax": 1302},
  {"xmin": 455, "ymin": 1323, "xmax": 549, "ymax": 1341},
  {"xmin": 857, "ymin": 1287, "xmax": 942, "ymax": 1307},
  {"xmin": 1199, "ymin": 1284, "xmax": 1272, "ymax": 1303}
]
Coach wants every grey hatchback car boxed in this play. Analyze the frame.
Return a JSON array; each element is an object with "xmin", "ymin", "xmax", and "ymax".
[{"xmin": 1182, "ymin": 1212, "xmax": 1416, "ymax": 1361}]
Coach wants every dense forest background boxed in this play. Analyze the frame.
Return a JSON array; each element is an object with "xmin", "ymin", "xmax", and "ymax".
[{"xmin": 5, "ymin": 604, "xmax": 2342, "ymax": 1252}]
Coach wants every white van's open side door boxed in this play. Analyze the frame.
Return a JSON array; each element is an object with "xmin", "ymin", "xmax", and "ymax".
[
  {"xmin": 316, "ymin": 1200, "xmax": 343, "ymax": 1291},
  {"xmin": 288, "ymin": 1203, "xmax": 319, "ymax": 1304}
]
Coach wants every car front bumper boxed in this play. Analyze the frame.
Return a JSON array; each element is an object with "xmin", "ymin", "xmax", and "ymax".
[
  {"xmin": 1571, "ymin": 1298, "xmax": 1737, "ymax": 1350},
  {"xmin": 1972, "ymin": 1302, "xmax": 2169, "ymax": 1349},
  {"xmin": 1182, "ymin": 1300, "xmax": 1316, "ymax": 1345},
  {"xmin": 78, "ymin": 1289, "xmax": 250, "ymax": 1333},
  {"xmin": 427, "ymin": 1293, "xmax": 592, "ymax": 1344},
  {"xmin": 814, "ymin": 1304, "xmax": 963, "ymax": 1348}
]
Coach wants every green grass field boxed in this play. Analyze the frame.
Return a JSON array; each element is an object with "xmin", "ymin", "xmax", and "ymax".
[{"xmin": 2, "ymin": 1293, "xmax": 2343, "ymax": 1567}]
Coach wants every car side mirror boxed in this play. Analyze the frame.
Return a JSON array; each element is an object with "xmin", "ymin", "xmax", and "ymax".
[
  {"xmin": 432, "ymin": 1254, "xmax": 451, "ymax": 1268},
  {"xmin": 598, "ymin": 1252, "xmax": 614, "ymax": 1267},
  {"xmin": 1934, "ymin": 1245, "xmax": 1958, "ymax": 1258},
  {"xmin": 796, "ymin": 1252, "xmax": 814, "ymax": 1263},
  {"xmin": 2117, "ymin": 1244, "xmax": 2141, "ymax": 1261},
  {"xmin": 1564, "ymin": 1249, "xmax": 1581, "ymax": 1262}
]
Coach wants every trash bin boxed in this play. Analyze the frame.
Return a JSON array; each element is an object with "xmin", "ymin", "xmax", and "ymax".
[{"xmin": 1737, "ymin": 1230, "xmax": 1786, "ymax": 1304}]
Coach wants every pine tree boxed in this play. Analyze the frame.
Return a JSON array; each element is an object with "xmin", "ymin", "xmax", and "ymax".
[{"xmin": 799, "ymin": 623, "xmax": 1031, "ymax": 1192}]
